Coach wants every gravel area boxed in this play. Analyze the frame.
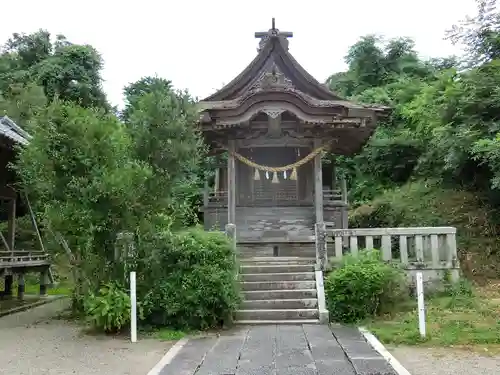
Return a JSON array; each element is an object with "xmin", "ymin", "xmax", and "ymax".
[
  {"xmin": 391, "ymin": 346, "xmax": 500, "ymax": 375},
  {"xmin": 0, "ymin": 298, "xmax": 172, "ymax": 375}
]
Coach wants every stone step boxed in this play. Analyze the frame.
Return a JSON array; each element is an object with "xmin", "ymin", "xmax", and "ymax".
[
  {"xmin": 235, "ymin": 308, "xmax": 319, "ymax": 321},
  {"xmin": 234, "ymin": 319, "xmax": 320, "ymax": 325},
  {"xmin": 241, "ymin": 272, "xmax": 315, "ymax": 282},
  {"xmin": 243, "ymin": 289, "xmax": 317, "ymax": 300},
  {"xmin": 240, "ymin": 264, "xmax": 315, "ymax": 274},
  {"xmin": 241, "ymin": 280, "xmax": 316, "ymax": 291},
  {"xmin": 239, "ymin": 257, "xmax": 315, "ymax": 265},
  {"xmin": 239, "ymin": 247, "xmax": 316, "ymax": 258},
  {"xmin": 240, "ymin": 261, "xmax": 315, "ymax": 266},
  {"xmin": 241, "ymin": 298, "xmax": 318, "ymax": 310}
]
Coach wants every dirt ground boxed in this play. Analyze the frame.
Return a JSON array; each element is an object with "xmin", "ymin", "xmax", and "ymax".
[
  {"xmin": 3, "ymin": 298, "xmax": 500, "ymax": 375},
  {"xmin": 0, "ymin": 298, "xmax": 172, "ymax": 375},
  {"xmin": 391, "ymin": 346, "xmax": 500, "ymax": 375}
]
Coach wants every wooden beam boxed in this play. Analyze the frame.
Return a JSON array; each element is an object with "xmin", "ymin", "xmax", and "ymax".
[
  {"xmin": 314, "ymin": 138, "xmax": 324, "ymax": 224},
  {"xmin": 7, "ymin": 197, "xmax": 16, "ymax": 253},
  {"xmin": 341, "ymin": 176, "xmax": 348, "ymax": 204},
  {"xmin": 227, "ymin": 140, "xmax": 236, "ymax": 225},
  {"xmin": 214, "ymin": 168, "xmax": 220, "ymax": 193},
  {"xmin": 0, "ymin": 231, "xmax": 11, "ymax": 252},
  {"xmin": 203, "ymin": 178, "xmax": 209, "ymax": 207},
  {"xmin": 24, "ymin": 193, "xmax": 46, "ymax": 253}
]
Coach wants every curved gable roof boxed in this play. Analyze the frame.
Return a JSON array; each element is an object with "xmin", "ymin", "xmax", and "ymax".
[{"xmin": 202, "ymin": 32, "xmax": 343, "ymax": 102}]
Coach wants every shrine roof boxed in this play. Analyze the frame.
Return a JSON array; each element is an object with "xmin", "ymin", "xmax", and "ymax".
[
  {"xmin": 198, "ymin": 20, "xmax": 389, "ymax": 156},
  {"xmin": 200, "ymin": 19, "xmax": 386, "ymax": 113},
  {"xmin": 0, "ymin": 116, "xmax": 31, "ymax": 146}
]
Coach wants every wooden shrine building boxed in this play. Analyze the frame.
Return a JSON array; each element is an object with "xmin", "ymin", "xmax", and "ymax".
[
  {"xmin": 200, "ymin": 19, "xmax": 386, "ymax": 249},
  {"xmin": 0, "ymin": 116, "xmax": 51, "ymax": 300}
]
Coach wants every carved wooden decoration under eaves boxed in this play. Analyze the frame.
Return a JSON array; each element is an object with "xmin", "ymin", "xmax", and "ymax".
[
  {"xmin": 262, "ymin": 108, "xmax": 285, "ymax": 119},
  {"xmin": 251, "ymin": 63, "xmax": 294, "ymax": 92}
]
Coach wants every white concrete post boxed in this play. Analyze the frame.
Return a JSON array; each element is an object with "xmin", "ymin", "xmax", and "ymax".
[
  {"xmin": 130, "ymin": 271, "xmax": 137, "ymax": 343},
  {"xmin": 416, "ymin": 271, "xmax": 426, "ymax": 338}
]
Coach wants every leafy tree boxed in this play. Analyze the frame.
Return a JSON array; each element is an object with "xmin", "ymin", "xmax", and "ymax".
[
  {"xmin": 15, "ymin": 100, "xmax": 153, "ymax": 303},
  {"xmin": 448, "ymin": 0, "xmax": 500, "ymax": 66},
  {"xmin": 0, "ymin": 83, "xmax": 47, "ymax": 125},
  {"xmin": 122, "ymin": 76, "xmax": 172, "ymax": 121},
  {"xmin": 124, "ymin": 77, "xmax": 206, "ymax": 227},
  {"xmin": 326, "ymin": 0, "xmax": 500, "ymax": 277},
  {"xmin": 0, "ymin": 30, "xmax": 109, "ymax": 110}
]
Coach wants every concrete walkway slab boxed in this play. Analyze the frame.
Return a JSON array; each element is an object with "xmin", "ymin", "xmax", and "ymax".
[{"xmin": 157, "ymin": 324, "xmax": 399, "ymax": 375}]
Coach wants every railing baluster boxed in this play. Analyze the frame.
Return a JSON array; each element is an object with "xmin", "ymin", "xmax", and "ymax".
[
  {"xmin": 334, "ymin": 236, "xmax": 343, "ymax": 260},
  {"xmin": 423, "ymin": 235, "xmax": 431, "ymax": 262},
  {"xmin": 381, "ymin": 235, "xmax": 392, "ymax": 261},
  {"xmin": 399, "ymin": 235, "xmax": 408, "ymax": 265},
  {"xmin": 415, "ymin": 235, "xmax": 424, "ymax": 263},
  {"xmin": 446, "ymin": 232, "xmax": 459, "ymax": 282},
  {"xmin": 365, "ymin": 235, "xmax": 374, "ymax": 250},
  {"xmin": 430, "ymin": 234, "xmax": 440, "ymax": 268},
  {"xmin": 350, "ymin": 236, "xmax": 358, "ymax": 256}
]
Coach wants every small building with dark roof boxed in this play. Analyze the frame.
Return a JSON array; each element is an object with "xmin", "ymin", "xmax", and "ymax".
[{"xmin": 199, "ymin": 19, "xmax": 387, "ymax": 247}]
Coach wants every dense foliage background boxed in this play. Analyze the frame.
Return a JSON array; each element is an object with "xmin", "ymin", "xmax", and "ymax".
[
  {"xmin": 0, "ymin": 28, "xmax": 235, "ymax": 331},
  {"xmin": 328, "ymin": 0, "xmax": 500, "ymax": 279}
]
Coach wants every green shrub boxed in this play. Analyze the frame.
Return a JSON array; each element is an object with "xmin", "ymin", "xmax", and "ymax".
[
  {"xmin": 325, "ymin": 250, "xmax": 408, "ymax": 323},
  {"xmin": 83, "ymin": 282, "xmax": 132, "ymax": 333},
  {"xmin": 440, "ymin": 277, "xmax": 476, "ymax": 309},
  {"xmin": 137, "ymin": 226, "xmax": 239, "ymax": 330}
]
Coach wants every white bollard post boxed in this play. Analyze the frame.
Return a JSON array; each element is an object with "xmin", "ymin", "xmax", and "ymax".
[
  {"xmin": 416, "ymin": 271, "xmax": 426, "ymax": 338},
  {"xmin": 130, "ymin": 271, "xmax": 137, "ymax": 343}
]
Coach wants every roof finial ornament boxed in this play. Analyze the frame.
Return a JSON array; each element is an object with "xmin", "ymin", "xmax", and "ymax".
[
  {"xmin": 271, "ymin": 17, "xmax": 277, "ymax": 35},
  {"xmin": 254, "ymin": 18, "xmax": 293, "ymax": 52}
]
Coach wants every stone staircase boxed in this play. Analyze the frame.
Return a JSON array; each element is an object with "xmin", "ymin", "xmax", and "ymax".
[{"xmin": 235, "ymin": 257, "xmax": 321, "ymax": 324}]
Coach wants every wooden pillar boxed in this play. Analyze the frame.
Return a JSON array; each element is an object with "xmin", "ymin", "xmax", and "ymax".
[
  {"xmin": 214, "ymin": 167, "xmax": 220, "ymax": 193},
  {"xmin": 227, "ymin": 140, "xmax": 236, "ymax": 225},
  {"xmin": 17, "ymin": 273, "xmax": 25, "ymax": 300},
  {"xmin": 39, "ymin": 269, "xmax": 49, "ymax": 296},
  {"xmin": 4, "ymin": 274, "xmax": 13, "ymax": 299},
  {"xmin": 7, "ymin": 197, "xmax": 16, "ymax": 252},
  {"xmin": 203, "ymin": 178, "xmax": 209, "ymax": 207},
  {"xmin": 314, "ymin": 139, "xmax": 324, "ymax": 224},
  {"xmin": 341, "ymin": 175, "xmax": 348, "ymax": 230},
  {"xmin": 341, "ymin": 176, "xmax": 348, "ymax": 204},
  {"xmin": 332, "ymin": 161, "xmax": 337, "ymax": 190}
]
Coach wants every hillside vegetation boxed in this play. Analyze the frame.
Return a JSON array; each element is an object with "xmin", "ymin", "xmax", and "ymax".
[
  {"xmin": 350, "ymin": 180, "xmax": 499, "ymax": 279},
  {"xmin": 328, "ymin": 0, "xmax": 500, "ymax": 279}
]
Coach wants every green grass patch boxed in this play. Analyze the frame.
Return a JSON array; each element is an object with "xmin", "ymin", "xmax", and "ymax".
[
  {"xmin": 151, "ymin": 328, "xmax": 187, "ymax": 341},
  {"xmin": 366, "ymin": 280, "xmax": 500, "ymax": 350},
  {"xmin": 10, "ymin": 282, "xmax": 73, "ymax": 297},
  {"xmin": 24, "ymin": 283, "xmax": 72, "ymax": 296}
]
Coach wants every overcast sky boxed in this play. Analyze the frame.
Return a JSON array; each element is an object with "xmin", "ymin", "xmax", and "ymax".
[{"xmin": 0, "ymin": 0, "xmax": 480, "ymax": 107}]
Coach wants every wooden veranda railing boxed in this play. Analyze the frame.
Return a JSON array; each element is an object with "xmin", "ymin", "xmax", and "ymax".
[
  {"xmin": 205, "ymin": 189, "xmax": 346, "ymax": 206},
  {"xmin": 314, "ymin": 224, "xmax": 460, "ymax": 283},
  {"xmin": 0, "ymin": 250, "xmax": 50, "ymax": 267},
  {"xmin": 206, "ymin": 191, "xmax": 228, "ymax": 205},
  {"xmin": 322, "ymin": 189, "xmax": 345, "ymax": 205}
]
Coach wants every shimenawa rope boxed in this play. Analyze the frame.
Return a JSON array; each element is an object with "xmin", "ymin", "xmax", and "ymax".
[{"xmin": 217, "ymin": 142, "xmax": 328, "ymax": 183}]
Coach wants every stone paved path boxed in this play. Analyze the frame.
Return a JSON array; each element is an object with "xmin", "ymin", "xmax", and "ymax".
[{"xmin": 159, "ymin": 324, "xmax": 397, "ymax": 375}]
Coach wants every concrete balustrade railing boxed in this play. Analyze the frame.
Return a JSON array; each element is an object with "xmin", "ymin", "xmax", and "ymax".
[{"xmin": 316, "ymin": 225, "xmax": 460, "ymax": 284}]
